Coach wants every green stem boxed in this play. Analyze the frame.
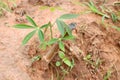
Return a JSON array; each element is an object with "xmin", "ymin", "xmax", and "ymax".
[{"xmin": 49, "ymin": 22, "xmax": 55, "ymax": 39}]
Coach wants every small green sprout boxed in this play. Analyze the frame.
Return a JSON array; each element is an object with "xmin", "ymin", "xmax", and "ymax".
[
  {"xmin": 83, "ymin": 54, "xmax": 92, "ymax": 60},
  {"xmin": 0, "ymin": 0, "xmax": 11, "ymax": 16},
  {"xmin": 58, "ymin": 51, "xmax": 74, "ymax": 68},
  {"xmin": 85, "ymin": 1, "xmax": 109, "ymax": 18},
  {"xmin": 103, "ymin": 69, "xmax": 112, "ymax": 80},
  {"xmin": 84, "ymin": 54, "xmax": 102, "ymax": 69},
  {"xmin": 111, "ymin": 13, "xmax": 118, "ymax": 22}
]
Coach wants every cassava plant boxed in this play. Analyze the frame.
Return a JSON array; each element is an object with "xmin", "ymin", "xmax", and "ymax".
[{"xmin": 14, "ymin": 14, "xmax": 79, "ymax": 70}]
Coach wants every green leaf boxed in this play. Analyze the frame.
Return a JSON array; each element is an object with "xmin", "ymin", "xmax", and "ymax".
[
  {"xmin": 38, "ymin": 29, "xmax": 44, "ymax": 42},
  {"xmin": 22, "ymin": 30, "xmax": 36, "ymax": 45},
  {"xmin": 86, "ymin": 1, "xmax": 109, "ymax": 18},
  {"xmin": 56, "ymin": 61, "xmax": 61, "ymax": 67},
  {"xmin": 84, "ymin": 54, "xmax": 91, "ymax": 60},
  {"xmin": 59, "ymin": 14, "xmax": 79, "ymax": 19},
  {"xmin": 62, "ymin": 35, "xmax": 75, "ymax": 40},
  {"xmin": 50, "ymin": 7, "xmax": 56, "ymax": 12},
  {"xmin": 47, "ymin": 38, "xmax": 58, "ymax": 45},
  {"xmin": 65, "ymin": 23, "xmax": 73, "ymax": 36},
  {"xmin": 71, "ymin": 59, "xmax": 75, "ymax": 69},
  {"xmin": 63, "ymin": 58, "xmax": 72, "ymax": 67},
  {"xmin": 59, "ymin": 41, "xmax": 65, "ymax": 51},
  {"xmin": 40, "ymin": 23, "xmax": 50, "ymax": 29},
  {"xmin": 104, "ymin": 70, "xmax": 112, "ymax": 80},
  {"xmin": 111, "ymin": 13, "xmax": 118, "ymax": 22},
  {"xmin": 65, "ymin": 24, "xmax": 72, "ymax": 36},
  {"xmin": 14, "ymin": 24, "xmax": 34, "ymax": 29},
  {"xmin": 26, "ymin": 16, "xmax": 37, "ymax": 27},
  {"xmin": 56, "ymin": 19, "xmax": 65, "ymax": 36},
  {"xmin": 59, "ymin": 51, "xmax": 65, "ymax": 59}
]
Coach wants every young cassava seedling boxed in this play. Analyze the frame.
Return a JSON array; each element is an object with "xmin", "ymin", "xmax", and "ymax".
[{"xmin": 14, "ymin": 14, "xmax": 79, "ymax": 70}]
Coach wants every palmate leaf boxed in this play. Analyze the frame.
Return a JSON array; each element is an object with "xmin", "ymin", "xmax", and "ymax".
[
  {"xmin": 14, "ymin": 24, "xmax": 34, "ymax": 29},
  {"xmin": 22, "ymin": 30, "xmax": 36, "ymax": 45},
  {"xmin": 60, "ymin": 22, "xmax": 73, "ymax": 36},
  {"xmin": 56, "ymin": 19, "xmax": 65, "ymax": 36},
  {"xmin": 59, "ymin": 14, "xmax": 79, "ymax": 19},
  {"xmin": 38, "ymin": 29, "xmax": 44, "ymax": 42},
  {"xmin": 26, "ymin": 16, "xmax": 37, "ymax": 27}
]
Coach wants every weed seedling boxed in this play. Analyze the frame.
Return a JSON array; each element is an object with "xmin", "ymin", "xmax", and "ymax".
[
  {"xmin": 111, "ymin": 13, "xmax": 119, "ymax": 22},
  {"xmin": 103, "ymin": 69, "xmax": 112, "ymax": 80},
  {"xmin": 0, "ymin": 0, "xmax": 10, "ymax": 16},
  {"xmin": 85, "ymin": 1, "xmax": 109, "ymax": 18},
  {"xmin": 84, "ymin": 54, "xmax": 102, "ymax": 69}
]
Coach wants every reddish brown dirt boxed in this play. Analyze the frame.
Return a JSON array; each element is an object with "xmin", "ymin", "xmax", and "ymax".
[{"xmin": 0, "ymin": 0, "xmax": 120, "ymax": 80}]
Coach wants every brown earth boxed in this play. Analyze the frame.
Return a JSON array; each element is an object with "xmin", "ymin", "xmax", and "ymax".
[{"xmin": 0, "ymin": 0, "xmax": 120, "ymax": 80}]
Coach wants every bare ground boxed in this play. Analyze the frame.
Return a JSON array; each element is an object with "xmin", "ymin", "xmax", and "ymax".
[{"xmin": 0, "ymin": 0, "xmax": 120, "ymax": 80}]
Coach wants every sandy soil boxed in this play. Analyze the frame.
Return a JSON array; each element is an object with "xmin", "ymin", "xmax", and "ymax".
[{"xmin": 0, "ymin": 0, "xmax": 120, "ymax": 80}]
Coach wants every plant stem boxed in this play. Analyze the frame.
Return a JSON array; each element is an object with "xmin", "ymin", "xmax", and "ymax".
[
  {"xmin": 49, "ymin": 22, "xmax": 53, "ymax": 39},
  {"xmin": 40, "ymin": 43, "xmax": 59, "ymax": 70}
]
